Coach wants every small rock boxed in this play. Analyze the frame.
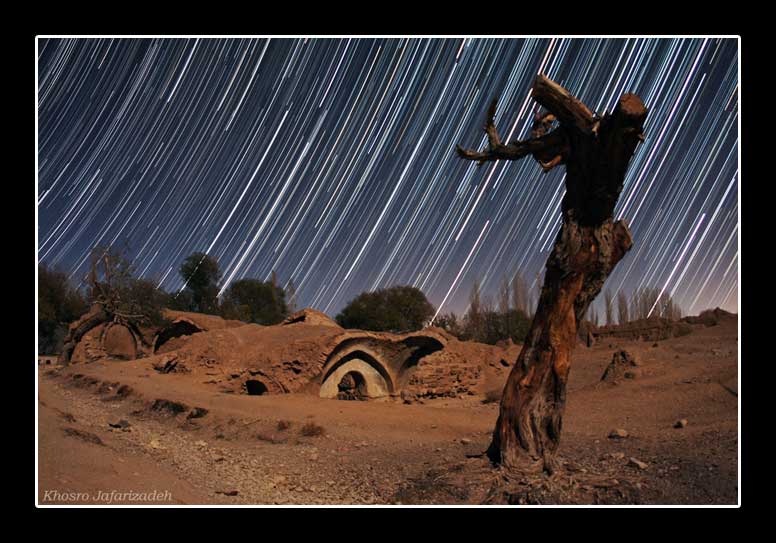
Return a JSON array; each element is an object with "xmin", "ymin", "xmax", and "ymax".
[
  {"xmin": 674, "ymin": 419, "xmax": 688, "ymax": 428},
  {"xmin": 608, "ymin": 429, "xmax": 629, "ymax": 439},
  {"xmin": 195, "ymin": 440, "xmax": 208, "ymax": 447},
  {"xmin": 460, "ymin": 438, "xmax": 472, "ymax": 445},
  {"xmin": 628, "ymin": 457, "xmax": 649, "ymax": 470},
  {"xmin": 217, "ymin": 489, "xmax": 239, "ymax": 496},
  {"xmin": 109, "ymin": 419, "xmax": 130, "ymax": 429},
  {"xmin": 148, "ymin": 439, "xmax": 165, "ymax": 450},
  {"xmin": 603, "ymin": 452, "xmax": 625, "ymax": 460},
  {"xmin": 187, "ymin": 407, "xmax": 209, "ymax": 419}
]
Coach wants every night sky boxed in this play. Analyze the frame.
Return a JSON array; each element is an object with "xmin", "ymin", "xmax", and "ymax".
[{"xmin": 37, "ymin": 37, "xmax": 739, "ymax": 320}]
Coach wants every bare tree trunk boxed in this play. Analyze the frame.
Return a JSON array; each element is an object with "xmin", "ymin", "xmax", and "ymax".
[
  {"xmin": 486, "ymin": 219, "xmax": 632, "ymax": 473},
  {"xmin": 457, "ymin": 74, "xmax": 647, "ymax": 475}
]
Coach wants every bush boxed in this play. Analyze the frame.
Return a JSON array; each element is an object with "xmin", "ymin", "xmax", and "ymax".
[
  {"xmin": 220, "ymin": 278, "xmax": 288, "ymax": 325},
  {"xmin": 300, "ymin": 422, "xmax": 326, "ymax": 437},
  {"xmin": 459, "ymin": 307, "xmax": 531, "ymax": 345},
  {"xmin": 335, "ymin": 285, "xmax": 435, "ymax": 332},
  {"xmin": 433, "ymin": 312, "xmax": 463, "ymax": 337},
  {"xmin": 123, "ymin": 278, "xmax": 173, "ymax": 328},
  {"xmin": 38, "ymin": 264, "xmax": 88, "ymax": 354}
]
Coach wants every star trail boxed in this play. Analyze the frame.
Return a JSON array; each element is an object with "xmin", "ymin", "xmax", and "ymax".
[{"xmin": 37, "ymin": 37, "xmax": 739, "ymax": 320}]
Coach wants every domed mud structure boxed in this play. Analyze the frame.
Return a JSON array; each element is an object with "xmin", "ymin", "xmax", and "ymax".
[{"xmin": 59, "ymin": 306, "xmax": 522, "ymax": 402}]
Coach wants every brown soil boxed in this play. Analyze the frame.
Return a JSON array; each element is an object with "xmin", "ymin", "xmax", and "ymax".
[{"xmin": 37, "ymin": 317, "xmax": 737, "ymax": 505}]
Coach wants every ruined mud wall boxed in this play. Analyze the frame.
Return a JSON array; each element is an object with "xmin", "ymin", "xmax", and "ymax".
[
  {"xmin": 400, "ymin": 339, "xmax": 519, "ymax": 402},
  {"xmin": 589, "ymin": 317, "xmax": 693, "ymax": 343}
]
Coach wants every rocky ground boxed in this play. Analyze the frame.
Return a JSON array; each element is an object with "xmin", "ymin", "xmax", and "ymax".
[{"xmin": 37, "ymin": 317, "xmax": 738, "ymax": 505}]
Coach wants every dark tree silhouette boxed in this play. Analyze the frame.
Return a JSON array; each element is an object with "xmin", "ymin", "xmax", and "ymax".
[
  {"xmin": 178, "ymin": 252, "xmax": 221, "ymax": 314},
  {"xmin": 38, "ymin": 264, "xmax": 88, "ymax": 354},
  {"xmin": 220, "ymin": 278, "xmax": 288, "ymax": 325},
  {"xmin": 457, "ymin": 74, "xmax": 647, "ymax": 479},
  {"xmin": 336, "ymin": 285, "xmax": 434, "ymax": 333}
]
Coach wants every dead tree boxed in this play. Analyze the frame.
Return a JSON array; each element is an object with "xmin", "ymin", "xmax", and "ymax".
[
  {"xmin": 457, "ymin": 75, "xmax": 647, "ymax": 476},
  {"xmin": 58, "ymin": 245, "xmax": 158, "ymax": 365}
]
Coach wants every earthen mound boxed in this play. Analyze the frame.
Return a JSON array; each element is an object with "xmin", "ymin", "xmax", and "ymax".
[
  {"xmin": 282, "ymin": 308, "xmax": 341, "ymax": 328},
  {"xmin": 681, "ymin": 308, "xmax": 736, "ymax": 327}
]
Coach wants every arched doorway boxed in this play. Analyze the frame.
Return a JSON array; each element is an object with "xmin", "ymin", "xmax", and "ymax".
[
  {"xmin": 245, "ymin": 380, "xmax": 269, "ymax": 395},
  {"xmin": 336, "ymin": 371, "xmax": 368, "ymax": 401},
  {"xmin": 319, "ymin": 358, "xmax": 390, "ymax": 399},
  {"xmin": 153, "ymin": 320, "xmax": 203, "ymax": 353}
]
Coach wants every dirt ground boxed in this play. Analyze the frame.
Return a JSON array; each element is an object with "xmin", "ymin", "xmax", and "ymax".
[{"xmin": 37, "ymin": 317, "xmax": 738, "ymax": 506}]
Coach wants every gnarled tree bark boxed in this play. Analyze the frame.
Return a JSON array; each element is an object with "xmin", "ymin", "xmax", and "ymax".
[{"xmin": 457, "ymin": 74, "xmax": 647, "ymax": 476}]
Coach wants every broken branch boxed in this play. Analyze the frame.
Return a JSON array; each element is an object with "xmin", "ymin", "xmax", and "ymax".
[{"xmin": 531, "ymin": 74, "xmax": 595, "ymax": 134}]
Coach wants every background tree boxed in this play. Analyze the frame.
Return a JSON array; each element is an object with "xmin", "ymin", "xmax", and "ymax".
[
  {"xmin": 499, "ymin": 276, "xmax": 511, "ymax": 340},
  {"xmin": 286, "ymin": 278, "xmax": 298, "ymax": 314},
  {"xmin": 220, "ymin": 278, "xmax": 288, "ymax": 325},
  {"xmin": 511, "ymin": 272, "xmax": 529, "ymax": 316},
  {"xmin": 630, "ymin": 286, "xmax": 679, "ymax": 320},
  {"xmin": 38, "ymin": 264, "xmax": 88, "ymax": 354},
  {"xmin": 604, "ymin": 289, "xmax": 614, "ymax": 325},
  {"xmin": 335, "ymin": 285, "xmax": 435, "ymax": 332},
  {"xmin": 452, "ymin": 279, "xmax": 532, "ymax": 345},
  {"xmin": 178, "ymin": 252, "xmax": 221, "ymax": 314},
  {"xmin": 655, "ymin": 290, "xmax": 682, "ymax": 320},
  {"xmin": 617, "ymin": 290, "xmax": 629, "ymax": 324},
  {"xmin": 433, "ymin": 312, "xmax": 464, "ymax": 337},
  {"xmin": 464, "ymin": 279, "xmax": 484, "ymax": 342},
  {"xmin": 457, "ymin": 74, "xmax": 647, "ymax": 484}
]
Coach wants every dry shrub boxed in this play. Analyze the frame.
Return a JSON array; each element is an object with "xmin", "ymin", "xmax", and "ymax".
[{"xmin": 300, "ymin": 422, "xmax": 325, "ymax": 437}]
